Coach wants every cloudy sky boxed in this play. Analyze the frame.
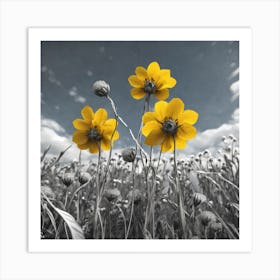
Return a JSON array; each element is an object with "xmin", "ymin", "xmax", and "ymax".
[{"xmin": 41, "ymin": 41, "xmax": 239, "ymax": 161}]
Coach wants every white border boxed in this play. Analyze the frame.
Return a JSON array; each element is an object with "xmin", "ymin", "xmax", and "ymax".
[{"xmin": 28, "ymin": 27, "xmax": 252, "ymax": 253}]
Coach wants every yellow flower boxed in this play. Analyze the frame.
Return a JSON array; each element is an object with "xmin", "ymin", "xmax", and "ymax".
[
  {"xmin": 128, "ymin": 61, "xmax": 177, "ymax": 100},
  {"xmin": 142, "ymin": 98, "xmax": 199, "ymax": 152},
  {"xmin": 72, "ymin": 105, "xmax": 119, "ymax": 154}
]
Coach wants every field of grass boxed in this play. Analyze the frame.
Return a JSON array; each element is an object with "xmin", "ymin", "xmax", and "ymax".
[{"xmin": 41, "ymin": 135, "xmax": 239, "ymax": 240}]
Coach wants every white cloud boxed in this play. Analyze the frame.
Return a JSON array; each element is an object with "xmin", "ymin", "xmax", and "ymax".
[
  {"xmin": 42, "ymin": 66, "xmax": 62, "ymax": 87},
  {"xmin": 41, "ymin": 118, "xmax": 92, "ymax": 163},
  {"xmin": 68, "ymin": 86, "xmax": 87, "ymax": 104},
  {"xmin": 230, "ymin": 80, "xmax": 239, "ymax": 102},
  {"xmin": 228, "ymin": 67, "xmax": 239, "ymax": 102},
  {"xmin": 228, "ymin": 67, "xmax": 239, "ymax": 80},
  {"xmin": 41, "ymin": 118, "xmax": 65, "ymax": 134},
  {"xmin": 180, "ymin": 108, "xmax": 239, "ymax": 156},
  {"xmin": 74, "ymin": 96, "xmax": 86, "ymax": 104}
]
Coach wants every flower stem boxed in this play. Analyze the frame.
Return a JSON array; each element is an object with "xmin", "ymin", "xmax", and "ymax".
[
  {"xmin": 93, "ymin": 145, "xmax": 102, "ymax": 239},
  {"xmin": 126, "ymin": 161, "xmax": 136, "ymax": 239},
  {"xmin": 173, "ymin": 136, "xmax": 187, "ymax": 239},
  {"xmin": 106, "ymin": 95, "xmax": 148, "ymax": 162}
]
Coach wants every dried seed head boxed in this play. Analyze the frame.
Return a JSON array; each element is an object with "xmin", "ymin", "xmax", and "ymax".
[
  {"xmin": 92, "ymin": 80, "xmax": 110, "ymax": 97},
  {"xmin": 199, "ymin": 211, "xmax": 217, "ymax": 226},
  {"xmin": 127, "ymin": 189, "xmax": 142, "ymax": 204},
  {"xmin": 121, "ymin": 147, "xmax": 136, "ymax": 162},
  {"xmin": 208, "ymin": 221, "xmax": 222, "ymax": 232},
  {"xmin": 62, "ymin": 173, "xmax": 74, "ymax": 187},
  {"xmin": 78, "ymin": 172, "xmax": 91, "ymax": 185},
  {"xmin": 193, "ymin": 193, "xmax": 207, "ymax": 207},
  {"xmin": 103, "ymin": 188, "xmax": 121, "ymax": 202}
]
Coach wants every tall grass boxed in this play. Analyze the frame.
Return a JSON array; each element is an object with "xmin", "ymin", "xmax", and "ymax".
[{"xmin": 41, "ymin": 135, "xmax": 239, "ymax": 239}]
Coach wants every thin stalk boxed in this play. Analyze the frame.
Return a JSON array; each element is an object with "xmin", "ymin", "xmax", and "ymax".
[
  {"xmin": 106, "ymin": 95, "xmax": 148, "ymax": 162},
  {"xmin": 173, "ymin": 136, "xmax": 187, "ymax": 239},
  {"xmin": 93, "ymin": 145, "xmax": 102, "ymax": 239},
  {"xmin": 99, "ymin": 117, "xmax": 118, "ymax": 195},
  {"xmin": 156, "ymin": 150, "xmax": 162, "ymax": 173},
  {"xmin": 126, "ymin": 161, "xmax": 136, "ymax": 239}
]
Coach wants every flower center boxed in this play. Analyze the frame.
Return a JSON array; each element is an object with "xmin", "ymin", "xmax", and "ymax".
[
  {"xmin": 162, "ymin": 119, "xmax": 178, "ymax": 135},
  {"xmin": 87, "ymin": 127, "xmax": 102, "ymax": 141},
  {"xmin": 144, "ymin": 80, "xmax": 156, "ymax": 95}
]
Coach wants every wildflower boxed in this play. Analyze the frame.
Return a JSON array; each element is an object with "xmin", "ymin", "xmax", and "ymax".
[
  {"xmin": 78, "ymin": 172, "xmax": 91, "ymax": 185},
  {"xmin": 92, "ymin": 80, "xmax": 110, "ymax": 97},
  {"xmin": 142, "ymin": 98, "xmax": 198, "ymax": 152},
  {"xmin": 62, "ymin": 173, "xmax": 74, "ymax": 187},
  {"xmin": 72, "ymin": 105, "xmax": 119, "ymax": 154},
  {"xmin": 121, "ymin": 147, "xmax": 136, "ymax": 162},
  {"xmin": 128, "ymin": 61, "xmax": 176, "ymax": 100}
]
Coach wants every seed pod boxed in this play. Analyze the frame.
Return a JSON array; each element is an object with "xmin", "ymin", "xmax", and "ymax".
[
  {"xmin": 92, "ymin": 80, "xmax": 110, "ymax": 97},
  {"xmin": 208, "ymin": 221, "xmax": 222, "ymax": 232},
  {"xmin": 199, "ymin": 211, "xmax": 217, "ymax": 227},
  {"xmin": 127, "ymin": 189, "xmax": 142, "ymax": 204},
  {"xmin": 103, "ymin": 188, "xmax": 121, "ymax": 202},
  {"xmin": 121, "ymin": 147, "xmax": 136, "ymax": 162},
  {"xmin": 62, "ymin": 173, "xmax": 74, "ymax": 187},
  {"xmin": 78, "ymin": 172, "xmax": 91, "ymax": 185}
]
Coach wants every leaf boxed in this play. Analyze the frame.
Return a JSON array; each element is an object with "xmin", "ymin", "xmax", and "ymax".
[
  {"xmin": 189, "ymin": 171, "xmax": 201, "ymax": 192},
  {"xmin": 41, "ymin": 191, "xmax": 85, "ymax": 239},
  {"xmin": 54, "ymin": 207, "xmax": 85, "ymax": 239}
]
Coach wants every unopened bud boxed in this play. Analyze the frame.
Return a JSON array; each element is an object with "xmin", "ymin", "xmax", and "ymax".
[
  {"xmin": 92, "ymin": 80, "xmax": 110, "ymax": 97},
  {"xmin": 121, "ymin": 147, "xmax": 136, "ymax": 162}
]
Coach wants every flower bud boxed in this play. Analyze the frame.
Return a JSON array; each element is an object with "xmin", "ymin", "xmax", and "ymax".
[
  {"xmin": 199, "ymin": 211, "xmax": 217, "ymax": 226},
  {"xmin": 92, "ymin": 80, "xmax": 110, "ymax": 97},
  {"xmin": 193, "ymin": 193, "xmax": 207, "ymax": 207},
  {"xmin": 121, "ymin": 147, "xmax": 136, "ymax": 162},
  {"xmin": 62, "ymin": 173, "xmax": 74, "ymax": 187},
  {"xmin": 127, "ymin": 189, "xmax": 142, "ymax": 204},
  {"xmin": 78, "ymin": 172, "xmax": 91, "ymax": 185},
  {"xmin": 103, "ymin": 188, "xmax": 121, "ymax": 202}
]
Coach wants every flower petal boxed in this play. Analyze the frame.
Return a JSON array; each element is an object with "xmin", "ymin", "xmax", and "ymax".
[
  {"xmin": 154, "ymin": 100, "xmax": 168, "ymax": 120},
  {"xmin": 81, "ymin": 106, "xmax": 94, "ymax": 122},
  {"xmin": 144, "ymin": 128, "xmax": 165, "ymax": 146},
  {"xmin": 153, "ymin": 89, "xmax": 169, "ymax": 100},
  {"xmin": 72, "ymin": 119, "xmax": 91, "ymax": 131},
  {"xmin": 179, "ymin": 110, "xmax": 199, "ymax": 125},
  {"xmin": 147, "ymin": 61, "xmax": 161, "ymax": 81},
  {"xmin": 142, "ymin": 120, "xmax": 161, "ymax": 137},
  {"xmin": 175, "ymin": 137, "xmax": 187, "ymax": 149},
  {"xmin": 78, "ymin": 142, "xmax": 90, "ymax": 150},
  {"xmin": 177, "ymin": 123, "xmax": 197, "ymax": 140},
  {"xmin": 101, "ymin": 138, "xmax": 111, "ymax": 151},
  {"xmin": 161, "ymin": 135, "xmax": 174, "ymax": 152},
  {"xmin": 103, "ymin": 119, "xmax": 117, "ymax": 129},
  {"xmin": 103, "ymin": 127, "xmax": 119, "ymax": 140},
  {"xmin": 165, "ymin": 98, "xmax": 184, "ymax": 120},
  {"xmin": 157, "ymin": 76, "xmax": 176, "ymax": 90},
  {"xmin": 142, "ymin": 112, "xmax": 160, "ymax": 124},
  {"xmin": 72, "ymin": 131, "xmax": 89, "ymax": 145},
  {"xmin": 89, "ymin": 142, "xmax": 99, "ymax": 154},
  {"xmin": 135, "ymin": 66, "xmax": 148, "ymax": 81},
  {"xmin": 93, "ymin": 108, "xmax": 107, "ymax": 126},
  {"xmin": 130, "ymin": 88, "xmax": 146, "ymax": 100},
  {"xmin": 128, "ymin": 75, "xmax": 144, "ymax": 88}
]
